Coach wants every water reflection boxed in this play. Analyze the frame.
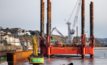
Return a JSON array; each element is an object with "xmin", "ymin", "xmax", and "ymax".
[
  {"xmin": 16, "ymin": 57, "xmax": 107, "ymax": 65},
  {"xmin": 43, "ymin": 56, "xmax": 107, "ymax": 65},
  {"xmin": 15, "ymin": 50, "xmax": 107, "ymax": 65}
]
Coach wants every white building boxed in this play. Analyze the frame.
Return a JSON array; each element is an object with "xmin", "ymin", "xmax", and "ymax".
[
  {"xmin": 17, "ymin": 31, "xmax": 31, "ymax": 36},
  {"xmin": 17, "ymin": 29, "xmax": 31, "ymax": 36},
  {"xmin": 1, "ymin": 35, "xmax": 21, "ymax": 46},
  {"xmin": 0, "ymin": 31, "xmax": 6, "ymax": 35}
]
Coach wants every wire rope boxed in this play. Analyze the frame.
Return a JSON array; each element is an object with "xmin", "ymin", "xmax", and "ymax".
[{"xmin": 67, "ymin": 0, "xmax": 79, "ymax": 22}]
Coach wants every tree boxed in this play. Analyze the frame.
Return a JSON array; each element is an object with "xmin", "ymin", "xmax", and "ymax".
[{"xmin": 6, "ymin": 28, "xmax": 9, "ymax": 30}]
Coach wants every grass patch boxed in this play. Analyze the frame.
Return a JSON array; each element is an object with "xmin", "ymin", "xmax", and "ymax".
[{"xmin": 0, "ymin": 57, "xmax": 7, "ymax": 62}]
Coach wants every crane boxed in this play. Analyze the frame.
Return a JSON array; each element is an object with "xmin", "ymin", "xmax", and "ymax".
[
  {"xmin": 51, "ymin": 27, "xmax": 65, "ymax": 38},
  {"xmin": 51, "ymin": 27, "xmax": 66, "ymax": 43},
  {"xmin": 67, "ymin": 0, "xmax": 82, "ymax": 44}
]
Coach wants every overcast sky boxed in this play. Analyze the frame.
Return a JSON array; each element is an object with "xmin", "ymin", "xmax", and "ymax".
[{"xmin": 0, "ymin": 0, "xmax": 107, "ymax": 38}]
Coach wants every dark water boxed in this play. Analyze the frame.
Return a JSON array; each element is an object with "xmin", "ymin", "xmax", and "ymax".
[{"xmin": 1, "ymin": 50, "xmax": 107, "ymax": 65}]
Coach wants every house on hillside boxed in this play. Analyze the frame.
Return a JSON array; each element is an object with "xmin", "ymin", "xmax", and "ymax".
[
  {"xmin": 11, "ymin": 28, "xmax": 21, "ymax": 31},
  {"xmin": 0, "ymin": 35, "xmax": 21, "ymax": 46},
  {"xmin": 20, "ymin": 39, "xmax": 32, "ymax": 51},
  {"xmin": 0, "ymin": 31, "xmax": 6, "ymax": 35},
  {"xmin": 17, "ymin": 29, "xmax": 31, "ymax": 36},
  {"xmin": 20, "ymin": 39, "xmax": 30, "ymax": 46},
  {"xmin": 11, "ymin": 28, "xmax": 31, "ymax": 36}
]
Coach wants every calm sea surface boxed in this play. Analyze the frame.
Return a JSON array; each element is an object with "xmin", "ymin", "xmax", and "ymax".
[{"xmin": 1, "ymin": 50, "xmax": 107, "ymax": 65}]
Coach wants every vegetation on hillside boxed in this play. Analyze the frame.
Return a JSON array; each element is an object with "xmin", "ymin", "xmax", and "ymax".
[
  {"xmin": 19, "ymin": 30, "xmax": 40, "ymax": 45},
  {"xmin": 1, "ymin": 28, "xmax": 103, "ymax": 47},
  {"xmin": 95, "ymin": 39, "xmax": 104, "ymax": 47}
]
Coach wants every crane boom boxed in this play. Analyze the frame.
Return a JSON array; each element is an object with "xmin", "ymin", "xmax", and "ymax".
[
  {"xmin": 70, "ymin": 0, "xmax": 81, "ymax": 41},
  {"xmin": 51, "ymin": 27, "xmax": 65, "ymax": 39},
  {"xmin": 51, "ymin": 27, "xmax": 67, "ymax": 45},
  {"xmin": 72, "ymin": 0, "xmax": 81, "ymax": 30},
  {"xmin": 67, "ymin": 0, "xmax": 82, "ymax": 44}
]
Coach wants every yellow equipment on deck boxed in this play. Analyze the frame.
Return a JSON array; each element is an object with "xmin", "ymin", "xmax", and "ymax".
[
  {"xmin": 32, "ymin": 36, "xmax": 38, "ymax": 56},
  {"xmin": 29, "ymin": 36, "xmax": 44, "ymax": 64}
]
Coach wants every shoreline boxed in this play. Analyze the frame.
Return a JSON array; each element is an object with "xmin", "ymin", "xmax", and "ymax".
[{"xmin": 94, "ymin": 47, "xmax": 107, "ymax": 50}]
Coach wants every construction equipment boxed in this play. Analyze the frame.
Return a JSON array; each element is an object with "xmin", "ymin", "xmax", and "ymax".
[
  {"xmin": 67, "ymin": 0, "xmax": 82, "ymax": 44},
  {"xmin": 51, "ymin": 27, "xmax": 65, "ymax": 38},
  {"xmin": 51, "ymin": 27, "xmax": 66, "ymax": 43},
  {"xmin": 90, "ymin": 2, "xmax": 95, "ymax": 58},
  {"xmin": 40, "ymin": 0, "xmax": 95, "ymax": 58},
  {"xmin": 50, "ymin": 0, "xmax": 81, "ymax": 45},
  {"xmin": 29, "ymin": 36, "xmax": 44, "ymax": 64}
]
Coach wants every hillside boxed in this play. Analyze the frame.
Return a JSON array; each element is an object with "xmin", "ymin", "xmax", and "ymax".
[
  {"xmin": 96, "ymin": 38, "xmax": 107, "ymax": 47},
  {"xmin": 52, "ymin": 35, "xmax": 103, "ymax": 47},
  {"xmin": 0, "ymin": 27, "xmax": 103, "ymax": 47},
  {"xmin": 95, "ymin": 39, "xmax": 104, "ymax": 47},
  {"xmin": 52, "ymin": 35, "xmax": 66, "ymax": 43},
  {"xmin": 20, "ymin": 34, "xmax": 103, "ymax": 47}
]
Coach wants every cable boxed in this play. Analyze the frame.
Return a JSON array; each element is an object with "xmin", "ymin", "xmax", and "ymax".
[
  {"xmin": 70, "ymin": 0, "xmax": 81, "ymax": 41},
  {"xmin": 67, "ymin": 0, "xmax": 79, "ymax": 22}
]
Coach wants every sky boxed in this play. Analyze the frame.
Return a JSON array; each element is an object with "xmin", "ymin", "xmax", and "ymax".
[{"xmin": 0, "ymin": 0, "xmax": 107, "ymax": 38}]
